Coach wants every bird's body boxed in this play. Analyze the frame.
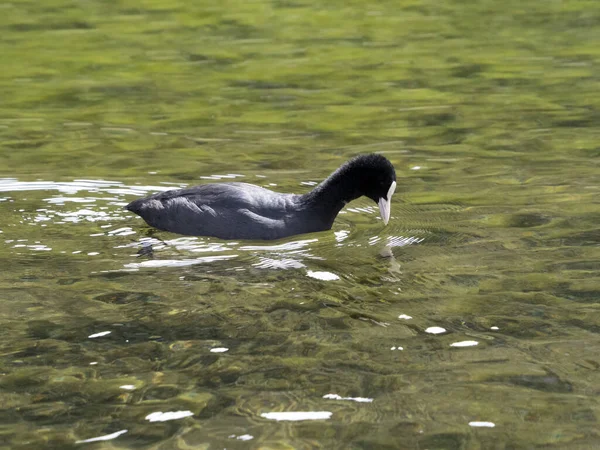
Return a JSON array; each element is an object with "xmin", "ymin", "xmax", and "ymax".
[
  {"xmin": 126, "ymin": 154, "xmax": 396, "ymax": 240},
  {"xmin": 127, "ymin": 183, "xmax": 321, "ymax": 240}
]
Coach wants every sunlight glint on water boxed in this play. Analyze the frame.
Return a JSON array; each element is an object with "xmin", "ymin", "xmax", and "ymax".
[{"xmin": 2, "ymin": 0, "xmax": 600, "ymax": 447}]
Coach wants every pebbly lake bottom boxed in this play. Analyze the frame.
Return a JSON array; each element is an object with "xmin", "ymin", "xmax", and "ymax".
[{"xmin": 2, "ymin": 0, "xmax": 600, "ymax": 445}]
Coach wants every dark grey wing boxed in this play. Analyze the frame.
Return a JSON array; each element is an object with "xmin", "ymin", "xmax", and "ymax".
[
  {"xmin": 150, "ymin": 183, "xmax": 290, "ymax": 210},
  {"xmin": 126, "ymin": 193, "xmax": 215, "ymax": 236},
  {"xmin": 126, "ymin": 183, "xmax": 302, "ymax": 239}
]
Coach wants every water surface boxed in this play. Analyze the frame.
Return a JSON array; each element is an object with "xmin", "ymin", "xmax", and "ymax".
[{"xmin": 1, "ymin": 0, "xmax": 600, "ymax": 448}]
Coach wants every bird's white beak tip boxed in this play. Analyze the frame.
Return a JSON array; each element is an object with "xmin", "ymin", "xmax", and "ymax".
[
  {"xmin": 378, "ymin": 181, "xmax": 396, "ymax": 226},
  {"xmin": 378, "ymin": 198, "xmax": 390, "ymax": 225}
]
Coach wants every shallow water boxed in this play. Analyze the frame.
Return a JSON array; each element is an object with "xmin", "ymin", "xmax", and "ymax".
[{"xmin": 1, "ymin": 0, "xmax": 600, "ymax": 448}]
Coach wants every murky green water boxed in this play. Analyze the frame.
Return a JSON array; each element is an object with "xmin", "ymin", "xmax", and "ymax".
[{"xmin": 1, "ymin": 0, "xmax": 600, "ymax": 448}]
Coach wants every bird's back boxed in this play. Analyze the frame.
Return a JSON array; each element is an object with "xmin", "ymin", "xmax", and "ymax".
[{"xmin": 126, "ymin": 182, "xmax": 311, "ymax": 240}]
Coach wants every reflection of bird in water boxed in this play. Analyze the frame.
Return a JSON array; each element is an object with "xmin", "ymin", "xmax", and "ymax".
[
  {"xmin": 137, "ymin": 240, "xmax": 154, "ymax": 258},
  {"xmin": 380, "ymin": 245, "xmax": 404, "ymax": 283},
  {"xmin": 379, "ymin": 235, "xmax": 424, "ymax": 281}
]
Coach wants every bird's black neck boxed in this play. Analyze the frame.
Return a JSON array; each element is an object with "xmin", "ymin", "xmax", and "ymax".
[{"xmin": 300, "ymin": 165, "xmax": 363, "ymax": 227}]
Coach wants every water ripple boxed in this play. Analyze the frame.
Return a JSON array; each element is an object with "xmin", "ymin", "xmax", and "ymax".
[{"xmin": 1, "ymin": 177, "xmax": 428, "ymax": 275}]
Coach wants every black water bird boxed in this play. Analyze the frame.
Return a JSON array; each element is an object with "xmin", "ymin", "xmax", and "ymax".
[{"xmin": 126, "ymin": 154, "xmax": 397, "ymax": 240}]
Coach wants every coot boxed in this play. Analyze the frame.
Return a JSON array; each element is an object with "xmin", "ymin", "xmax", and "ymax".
[{"xmin": 126, "ymin": 154, "xmax": 396, "ymax": 240}]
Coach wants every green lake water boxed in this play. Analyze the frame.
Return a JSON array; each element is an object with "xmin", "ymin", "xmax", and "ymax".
[{"xmin": 1, "ymin": 0, "xmax": 600, "ymax": 448}]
